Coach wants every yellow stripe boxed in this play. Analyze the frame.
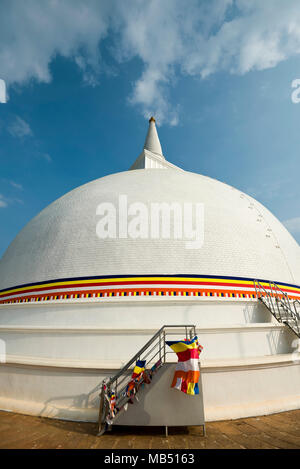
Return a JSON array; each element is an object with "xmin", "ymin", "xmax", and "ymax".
[
  {"xmin": 2, "ymin": 276, "xmax": 300, "ymax": 297},
  {"xmin": 187, "ymin": 383, "xmax": 195, "ymax": 395},
  {"xmin": 169, "ymin": 342, "xmax": 197, "ymax": 353},
  {"xmin": 0, "ymin": 276, "xmax": 256, "ymax": 295}
]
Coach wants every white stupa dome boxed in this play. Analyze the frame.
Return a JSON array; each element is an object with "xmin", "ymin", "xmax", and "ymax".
[
  {"xmin": 1, "ymin": 168, "xmax": 300, "ymax": 291},
  {"xmin": 1, "ymin": 117, "xmax": 300, "ymax": 300}
]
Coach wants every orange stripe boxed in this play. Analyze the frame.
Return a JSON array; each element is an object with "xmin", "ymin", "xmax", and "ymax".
[
  {"xmin": 1, "ymin": 287, "xmax": 300, "ymax": 304},
  {"xmin": 171, "ymin": 370, "xmax": 200, "ymax": 386}
]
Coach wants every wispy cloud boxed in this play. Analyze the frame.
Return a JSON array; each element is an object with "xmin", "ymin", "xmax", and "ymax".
[
  {"xmin": 283, "ymin": 217, "xmax": 300, "ymax": 236},
  {"xmin": 2, "ymin": 1, "xmax": 300, "ymax": 123},
  {"xmin": 39, "ymin": 153, "xmax": 52, "ymax": 163},
  {"xmin": 0, "ymin": 193, "xmax": 24, "ymax": 208},
  {"xmin": 245, "ymin": 177, "xmax": 294, "ymax": 202},
  {"xmin": 0, "ymin": 78, "xmax": 6, "ymax": 103},
  {"xmin": 0, "ymin": 195, "xmax": 8, "ymax": 208},
  {"xmin": 12, "ymin": 198, "xmax": 24, "ymax": 205},
  {"xmin": 10, "ymin": 180, "xmax": 23, "ymax": 190},
  {"xmin": 8, "ymin": 116, "xmax": 33, "ymax": 138},
  {"xmin": 0, "ymin": 180, "xmax": 24, "ymax": 207}
]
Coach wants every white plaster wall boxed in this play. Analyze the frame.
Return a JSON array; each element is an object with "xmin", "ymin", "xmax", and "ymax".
[
  {"xmin": 202, "ymin": 361, "xmax": 300, "ymax": 421},
  {"xmin": 1, "ymin": 169, "xmax": 300, "ymax": 291},
  {"xmin": 0, "ymin": 299, "xmax": 282, "ymax": 364},
  {"xmin": 0, "ymin": 363, "xmax": 103, "ymax": 422},
  {"xmin": 0, "ymin": 298, "xmax": 299, "ymax": 423},
  {"xmin": 1, "ymin": 359, "xmax": 300, "ymax": 423},
  {"xmin": 0, "ymin": 324, "xmax": 295, "ymax": 364},
  {"xmin": 0, "ymin": 299, "xmax": 272, "ymax": 328}
]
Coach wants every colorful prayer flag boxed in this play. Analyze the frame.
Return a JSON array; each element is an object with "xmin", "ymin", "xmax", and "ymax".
[
  {"xmin": 166, "ymin": 336, "xmax": 203, "ymax": 395},
  {"xmin": 126, "ymin": 359, "xmax": 146, "ymax": 396},
  {"xmin": 105, "ymin": 388, "xmax": 117, "ymax": 424}
]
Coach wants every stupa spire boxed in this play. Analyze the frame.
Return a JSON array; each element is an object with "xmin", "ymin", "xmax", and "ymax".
[
  {"xmin": 143, "ymin": 117, "xmax": 163, "ymax": 157},
  {"xmin": 129, "ymin": 116, "xmax": 181, "ymax": 171}
]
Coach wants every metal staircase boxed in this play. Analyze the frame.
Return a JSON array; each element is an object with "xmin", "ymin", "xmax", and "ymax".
[
  {"xmin": 254, "ymin": 280, "xmax": 300, "ymax": 337},
  {"xmin": 97, "ymin": 324, "xmax": 197, "ymax": 435}
]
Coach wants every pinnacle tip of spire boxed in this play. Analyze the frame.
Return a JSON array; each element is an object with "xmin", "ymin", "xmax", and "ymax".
[{"xmin": 143, "ymin": 116, "xmax": 163, "ymax": 157}]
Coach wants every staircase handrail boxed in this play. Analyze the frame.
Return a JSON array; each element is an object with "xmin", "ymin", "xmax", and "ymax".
[
  {"xmin": 98, "ymin": 324, "xmax": 197, "ymax": 434},
  {"xmin": 106, "ymin": 324, "xmax": 196, "ymax": 388},
  {"xmin": 293, "ymin": 300, "xmax": 300, "ymax": 320},
  {"xmin": 254, "ymin": 279, "xmax": 300, "ymax": 337},
  {"xmin": 269, "ymin": 281, "xmax": 299, "ymax": 323}
]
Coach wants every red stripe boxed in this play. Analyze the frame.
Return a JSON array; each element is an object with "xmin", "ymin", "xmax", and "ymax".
[
  {"xmin": 131, "ymin": 371, "xmax": 143, "ymax": 379},
  {"xmin": 2, "ymin": 287, "xmax": 300, "ymax": 304},
  {"xmin": 0, "ymin": 280, "xmax": 259, "ymax": 298},
  {"xmin": 2, "ymin": 279, "xmax": 300, "ymax": 299},
  {"xmin": 176, "ymin": 349, "xmax": 199, "ymax": 361}
]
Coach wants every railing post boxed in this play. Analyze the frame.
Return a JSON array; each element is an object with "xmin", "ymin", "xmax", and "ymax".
[
  {"xmin": 269, "ymin": 282, "xmax": 275, "ymax": 315},
  {"xmin": 294, "ymin": 301, "xmax": 300, "ymax": 320},
  {"xmin": 97, "ymin": 382, "xmax": 106, "ymax": 436},
  {"xmin": 159, "ymin": 331, "xmax": 162, "ymax": 362},
  {"xmin": 254, "ymin": 280, "xmax": 258, "ymax": 299},
  {"xmin": 272, "ymin": 283, "xmax": 281, "ymax": 321}
]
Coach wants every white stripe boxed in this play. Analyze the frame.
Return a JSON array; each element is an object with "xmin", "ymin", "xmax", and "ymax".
[
  {"xmin": 174, "ymin": 378, "xmax": 182, "ymax": 390},
  {"xmin": 0, "ymin": 282, "xmax": 255, "ymax": 296},
  {"xmin": 175, "ymin": 358, "xmax": 199, "ymax": 372},
  {"xmin": 1, "ymin": 283, "xmax": 300, "ymax": 301}
]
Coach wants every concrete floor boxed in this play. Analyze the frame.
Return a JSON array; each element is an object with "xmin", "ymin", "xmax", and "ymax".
[{"xmin": 0, "ymin": 409, "xmax": 299, "ymax": 449}]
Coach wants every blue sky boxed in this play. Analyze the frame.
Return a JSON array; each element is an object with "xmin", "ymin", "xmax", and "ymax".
[{"xmin": 1, "ymin": 0, "xmax": 300, "ymax": 257}]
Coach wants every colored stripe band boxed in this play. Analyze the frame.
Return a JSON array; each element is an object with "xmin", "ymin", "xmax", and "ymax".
[{"xmin": 0, "ymin": 274, "xmax": 300, "ymax": 304}]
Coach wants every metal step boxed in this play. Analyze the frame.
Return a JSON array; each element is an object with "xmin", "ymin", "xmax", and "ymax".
[
  {"xmin": 254, "ymin": 279, "xmax": 300, "ymax": 338},
  {"xmin": 97, "ymin": 324, "xmax": 199, "ymax": 435}
]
